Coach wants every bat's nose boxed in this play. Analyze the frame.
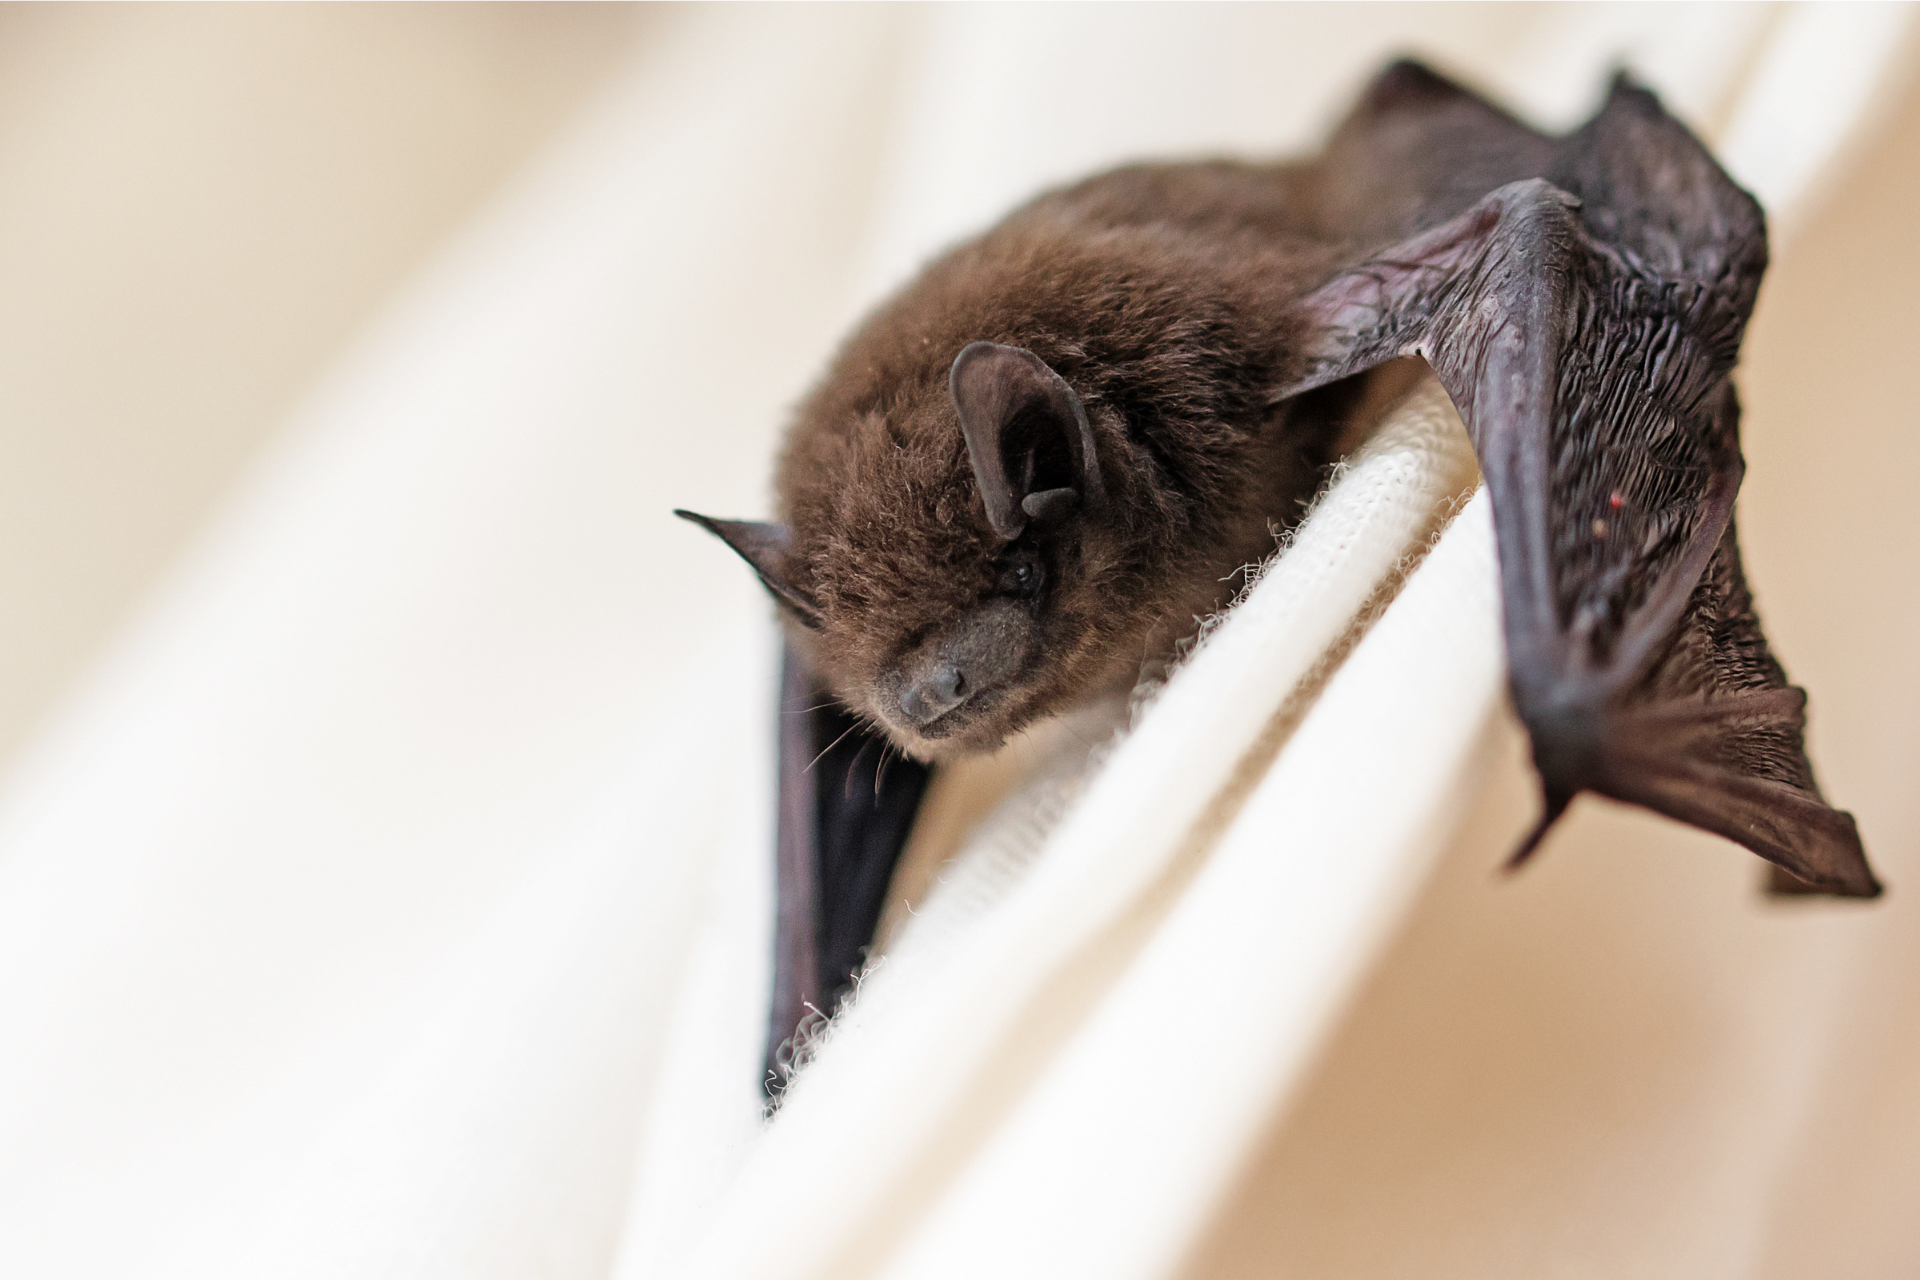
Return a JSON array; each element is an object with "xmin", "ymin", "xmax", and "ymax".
[
  {"xmin": 898, "ymin": 662, "xmax": 969, "ymax": 728},
  {"xmin": 884, "ymin": 597, "xmax": 1032, "ymax": 740}
]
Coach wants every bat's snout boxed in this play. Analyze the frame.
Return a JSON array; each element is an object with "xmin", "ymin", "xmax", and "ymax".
[{"xmin": 874, "ymin": 597, "xmax": 1035, "ymax": 750}]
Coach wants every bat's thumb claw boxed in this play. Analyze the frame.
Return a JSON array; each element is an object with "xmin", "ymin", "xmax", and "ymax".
[{"xmin": 1504, "ymin": 787, "xmax": 1574, "ymax": 873}]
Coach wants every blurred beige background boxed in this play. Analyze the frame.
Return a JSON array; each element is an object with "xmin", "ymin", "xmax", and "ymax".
[
  {"xmin": 0, "ymin": 2, "xmax": 647, "ymax": 767},
  {"xmin": 1, "ymin": 6, "xmax": 1916, "ymax": 1277},
  {"xmin": 7, "ymin": 2, "xmax": 1916, "ymax": 786}
]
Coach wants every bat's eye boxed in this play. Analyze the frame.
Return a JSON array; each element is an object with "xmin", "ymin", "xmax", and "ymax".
[{"xmin": 1000, "ymin": 548, "xmax": 1044, "ymax": 598}]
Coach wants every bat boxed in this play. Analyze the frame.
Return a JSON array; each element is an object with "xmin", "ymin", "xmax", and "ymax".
[{"xmin": 677, "ymin": 60, "xmax": 1882, "ymax": 1093}]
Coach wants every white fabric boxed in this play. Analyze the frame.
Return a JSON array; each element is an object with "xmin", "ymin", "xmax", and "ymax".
[
  {"xmin": 1, "ymin": 5, "xmax": 1915, "ymax": 1279},
  {"xmin": 650, "ymin": 381, "xmax": 1479, "ymax": 1280},
  {"xmin": 863, "ymin": 399, "xmax": 1493, "ymax": 1280}
]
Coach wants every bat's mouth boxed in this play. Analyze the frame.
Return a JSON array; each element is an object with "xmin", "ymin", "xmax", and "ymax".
[
  {"xmin": 874, "ymin": 681, "xmax": 1021, "ymax": 760},
  {"xmin": 914, "ymin": 696, "xmax": 989, "ymax": 741}
]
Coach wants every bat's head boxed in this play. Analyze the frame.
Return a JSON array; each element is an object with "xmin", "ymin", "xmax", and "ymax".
[
  {"xmin": 677, "ymin": 211, "xmax": 1333, "ymax": 760},
  {"xmin": 680, "ymin": 341, "xmax": 1159, "ymax": 760}
]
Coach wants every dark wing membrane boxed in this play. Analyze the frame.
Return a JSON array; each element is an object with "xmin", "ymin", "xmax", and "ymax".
[
  {"xmin": 1306, "ymin": 59, "xmax": 1559, "ymax": 240},
  {"xmin": 768, "ymin": 645, "xmax": 934, "ymax": 1097},
  {"xmin": 1280, "ymin": 76, "xmax": 1879, "ymax": 897}
]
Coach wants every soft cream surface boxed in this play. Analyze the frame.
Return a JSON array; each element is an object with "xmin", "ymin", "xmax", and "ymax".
[{"xmin": 0, "ymin": 6, "xmax": 1916, "ymax": 1280}]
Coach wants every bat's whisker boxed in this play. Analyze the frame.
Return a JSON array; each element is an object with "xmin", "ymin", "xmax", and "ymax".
[
  {"xmin": 804, "ymin": 721, "xmax": 863, "ymax": 774},
  {"xmin": 843, "ymin": 737, "xmax": 875, "ymax": 800}
]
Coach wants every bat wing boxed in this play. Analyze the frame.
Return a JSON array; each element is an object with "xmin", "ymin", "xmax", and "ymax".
[
  {"xmin": 768, "ymin": 644, "xmax": 934, "ymax": 1095},
  {"xmin": 1279, "ymin": 74, "xmax": 1880, "ymax": 897}
]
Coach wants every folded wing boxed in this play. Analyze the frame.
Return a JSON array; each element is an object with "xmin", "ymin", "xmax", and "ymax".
[{"xmin": 1280, "ymin": 70, "xmax": 1878, "ymax": 897}]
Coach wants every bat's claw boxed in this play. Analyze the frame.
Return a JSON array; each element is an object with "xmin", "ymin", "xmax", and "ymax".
[{"xmin": 1504, "ymin": 786, "xmax": 1573, "ymax": 873}]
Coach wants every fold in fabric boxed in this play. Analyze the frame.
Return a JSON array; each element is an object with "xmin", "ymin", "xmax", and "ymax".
[
  {"xmin": 659, "ymin": 381, "xmax": 1480, "ymax": 1280},
  {"xmin": 0, "ymin": 6, "xmax": 1914, "ymax": 1280}
]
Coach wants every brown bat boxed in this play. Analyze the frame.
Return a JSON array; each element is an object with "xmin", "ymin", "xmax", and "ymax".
[{"xmin": 677, "ymin": 60, "xmax": 1882, "ymax": 1094}]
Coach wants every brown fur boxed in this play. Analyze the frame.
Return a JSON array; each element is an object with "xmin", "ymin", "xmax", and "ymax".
[
  {"xmin": 773, "ymin": 162, "xmax": 1375, "ymax": 756},
  {"xmin": 760, "ymin": 61, "xmax": 1561, "ymax": 759}
]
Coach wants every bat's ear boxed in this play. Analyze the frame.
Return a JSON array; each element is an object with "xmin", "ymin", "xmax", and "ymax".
[
  {"xmin": 673, "ymin": 510, "xmax": 821, "ymax": 628},
  {"xmin": 949, "ymin": 341, "xmax": 1105, "ymax": 542}
]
